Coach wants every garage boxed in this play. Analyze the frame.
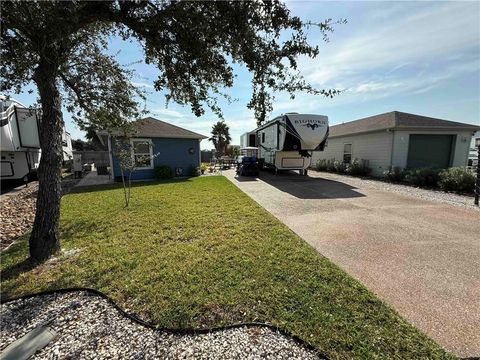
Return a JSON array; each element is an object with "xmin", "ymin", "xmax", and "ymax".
[
  {"xmin": 310, "ymin": 111, "xmax": 479, "ymax": 176},
  {"xmin": 407, "ymin": 134, "xmax": 454, "ymax": 169}
]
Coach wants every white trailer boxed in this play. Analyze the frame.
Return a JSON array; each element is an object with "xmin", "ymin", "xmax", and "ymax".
[
  {"xmin": 0, "ymin": 97, "xmax": 73, "ymax": 182},
  {"xmin": 1, "ymin": 97, "xmax": 41, "ymax": 181},
  {"xmin": 240, "ymin": 130, "xmax": 257, "ymax": 148},
  {"xmin": 253, "ymin": 113, "xmax": 329, "ymax": 173}
]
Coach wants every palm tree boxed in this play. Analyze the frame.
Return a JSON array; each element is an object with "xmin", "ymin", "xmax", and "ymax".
[{"xmin": 209, "ymin": 121, "xmax": 231, "ymax": 156}]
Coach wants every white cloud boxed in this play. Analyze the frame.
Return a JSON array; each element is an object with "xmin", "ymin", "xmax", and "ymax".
[
  {"xmin": 301, "ymin": 2, "xmax": 479, "ymax": 91},
  {"xmin": 131, "ymin": 81, "xmax": 154, "ymax": 89},
  {"xmin": 150, "ymin": 108, "xmax": 184, "ymax": 118}
]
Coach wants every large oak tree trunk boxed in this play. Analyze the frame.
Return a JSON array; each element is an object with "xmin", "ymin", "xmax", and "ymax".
[{"xmin": 29, "ymin": 64, "xmax": 64, "ymax": 261}]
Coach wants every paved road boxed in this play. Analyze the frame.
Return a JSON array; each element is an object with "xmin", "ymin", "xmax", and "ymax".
[{"xmin": 224, "ymin": 170, "xmax": 480, "ymax": 358}]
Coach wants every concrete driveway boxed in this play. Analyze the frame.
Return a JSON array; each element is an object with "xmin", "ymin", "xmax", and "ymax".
[{"xmin": 224, "ymin": 169, "xmax": 480, "ymax": 358}]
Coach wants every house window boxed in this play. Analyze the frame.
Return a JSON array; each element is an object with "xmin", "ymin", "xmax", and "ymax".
[
  {"xmin": 262, "ymin": 132, "xmax": 265, "ymax": 143},
  {"xmin": 343, "ymin": 143, "xmax": 352, "ymax": 164},
  {"xmin": 131, "ymin": 138, "xmax": 153, "ymax": 169}
]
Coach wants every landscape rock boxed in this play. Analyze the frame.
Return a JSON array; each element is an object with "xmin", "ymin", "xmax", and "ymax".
[{"xmin": 0, "ymin": 291, "xmax": 320, "ymax": 360}]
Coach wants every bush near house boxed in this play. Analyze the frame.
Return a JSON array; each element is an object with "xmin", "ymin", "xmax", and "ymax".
[
  {"xmin": 345, "ymin": 159, "xmax": 371, "ymax": 176},
  {"xmin": 189, "ymin": 164, "xmax": 201, "ymax": 177},
  {"xmin": 317, "ymin": 159, "xmax": 476, "ymax": 195},
  {"xmin": 384, "ymin": 166, "xmax": 407, "ymax": 183},
  {"xmin": 154, "ymin": 165, "xmax": 174, "ymax": 179},
  {"xmin": 200, "ymin": 163, "xmax": 209, "ymax": 174},
  {"xmin": 333, "ymin": 160, "xmax": 347, "ymax": 174},
  {"xmin": 314, "ymin": 159, "xmax": 328, "ymax": 171},
  {"xmin": 315, "ymin": 159, "xmax": 371, "ymax": 177},
  {"xmin": 438, "ymin": 167, "xmax": 476, "ymax": 193},
  {"xmin": 405, "ymin": 168, "xmax": 440, "ymax": 188}
]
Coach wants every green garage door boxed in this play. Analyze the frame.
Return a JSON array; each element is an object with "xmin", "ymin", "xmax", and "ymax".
[{"xmin": 407, "ymin": 134, "xmax": 454, "ymax": 169}]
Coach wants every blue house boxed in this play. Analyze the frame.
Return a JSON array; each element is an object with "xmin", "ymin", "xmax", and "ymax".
[{"xmin": 101, "ymin": 117, "xmax": 207, "ymax": 181}]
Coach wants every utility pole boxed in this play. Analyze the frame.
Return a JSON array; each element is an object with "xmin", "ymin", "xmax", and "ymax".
[{"xmin": 475, "ymin": 138, "xmax": 480, "ymax": 206}]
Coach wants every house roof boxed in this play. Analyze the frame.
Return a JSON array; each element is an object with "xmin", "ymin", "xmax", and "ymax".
[
  {"xmin": 330, "ymin": 111, "xmax": 480, "ymax": 137},
  {"xmin": 129, "ymin": 117, "xmax": 207, "ymax": 139}
]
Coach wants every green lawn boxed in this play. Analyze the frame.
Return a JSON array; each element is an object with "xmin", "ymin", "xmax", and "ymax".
[{"xmin": 1, "ymin": 176, "xmax": 453, "ymax": 359}]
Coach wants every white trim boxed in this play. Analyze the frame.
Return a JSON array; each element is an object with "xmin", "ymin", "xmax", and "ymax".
[
  {"xmin": 130, "ymin": 138, "xmax": 154, "ymax": 170},
  {"xmin": 107, "ymin": 135, "xmax": 114, "ymax": 178},
  {"xmin": 198, "ymin": 139, "xmax": 202, "ymax": 166},
  {"xmin": 343, "ymin": 143, "xmax": 352, "ymax": 164}
]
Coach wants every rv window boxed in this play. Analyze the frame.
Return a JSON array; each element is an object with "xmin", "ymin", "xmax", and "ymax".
[
  {"xmin": 262, "ymin": 132, "xmax": 265, "ymax": 143},
  {"xmin": 343, "ymin": 144, "xmax": 352, "ymax": 164},
  {"xmin": 131, "ymin": 138, "xmax": 154, "ymax": 169}
]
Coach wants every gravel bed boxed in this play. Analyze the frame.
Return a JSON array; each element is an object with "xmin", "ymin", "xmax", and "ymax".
[
  {"xmin": 310, "ymin": 171, "xmax": 479, "ymax": 211},
  {"xmin": 1, "ymin": 291, "xmax": 320, "ymax": 359},
  {"xmin": 0, "ymin": 178, "xmax": 80, "ymax": 251},
  {"xmin": 0, "ymin": 182, "xmax": 38, "ymax": 250}
]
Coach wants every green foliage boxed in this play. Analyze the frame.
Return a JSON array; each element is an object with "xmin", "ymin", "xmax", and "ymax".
[
  {"xmin": 315, "ymin": 159, "xmax": 370, "ymax": 177},
  {"xmin": 314, "ymin": 159, "xmax": 329, "ymax": 171},
  {"xmin": 154, "ymin": 165, "xmax": 174, "ymax": 180},
  {"xmin": 200, "ymin": 163, "xmax": 209, "ymax": 172},
  {"xmin": 189, "ymin": 164, "xmax": 201, "ymax": 177},
  {"xmin": 325, "ymin": 160, "xmax": 336, "ymax": 172},
  {"xmin": 333, "ymin": 160, "xmax": 347, "ymax": 174},
  {"xmin": 72, "ymin": 138, "xmax": 106, "ymax": 151},
  {"xmin": 438, "ymin": 167, "xmax": 476, "ymax": 193},
  {"xmin": 384, "ymin": 166, "xmax": 407, "ymax": 183},
  {"xmin": 406, "ymin": 168, "xmax": 440, "ymax": 188},
  {"xmin": 345, "ymin": 158, "xmax": 371, "ymax": 176},
  {"xmin": 1, "ymin": 177, "xmax": 453, "ymax": 359},
  {"xmin": 1, "ymin": 1, "xmax": 344, "ymax": 126},
  {"xmin": 225, "ymin": 145, "xmax": 240, "ymax": 158},
  {"xmin": 210, "ymin": 121, "xmax": 231, "ymax": 156}
]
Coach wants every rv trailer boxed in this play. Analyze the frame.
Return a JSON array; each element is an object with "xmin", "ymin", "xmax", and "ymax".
[
  {"xmin": 248, "ymin": 113, "xmax": 329, "ymax": 173},
  {"xmin": 240, "ymin": 130, "xmax": 257, "ymax": 148},
  {"xmin": 1, "ymin": 97, "xmax": 41, "ymax": 182},
  {"xmin": 0, "ymin": 97, "xmax": 73, "ymax": 182}
]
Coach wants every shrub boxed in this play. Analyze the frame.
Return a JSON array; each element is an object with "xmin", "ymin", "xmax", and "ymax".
[
  {"xmin": 200, "ymin": 163, "xmax": 209, "ymax": 173},
  {"xmin": 189, "ymin": 164, "xmax": 201, "ymax": 177},
  {"xmin": 346, "ymin": 159, "xmax": 371, "ymax": 176},
  {"xmin": 315, "ymin": 159, "xmax": 328, "ymax": 171},
  {"xmin": 384, "ymin": 166, "xmax": 406, "ymax": 183},
  {"xmin": 325, "ymin": 160, "xmax": 336, "ymax": 172},
  {"xmin": 438, "ymin": 167, "xmax": 476, "ymax": 193},
  {"xmin": 154, "ymin": 165, "xmax": 174, "ymax": 179},
  {"xmin": 333, "ymin": 161, "xmax": 347, "ymax": 174},
  {"xmin": 405, "ymin": 168, "xmax": 439, "ymax": 188}
]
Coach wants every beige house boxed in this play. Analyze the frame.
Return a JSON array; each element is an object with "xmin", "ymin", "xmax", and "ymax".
[{"xmin": 311, "ymin": 111, "xmax": 480, "ymax": 177}]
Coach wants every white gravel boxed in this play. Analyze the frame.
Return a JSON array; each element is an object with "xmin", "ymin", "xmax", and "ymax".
[
  {"xmin": 0, "ymin": 291, "xmax": 320, "ymax": 360},
  {"xmin": 310, "ymin": 171, "xmax": 479, "ymax": 211}
]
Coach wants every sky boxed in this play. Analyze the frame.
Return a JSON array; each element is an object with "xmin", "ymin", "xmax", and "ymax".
[{"xmin": 8, "ymin": 1, "xmax": 480, "ymax": 150}]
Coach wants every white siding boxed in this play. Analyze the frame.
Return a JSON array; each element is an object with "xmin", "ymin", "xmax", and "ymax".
[
  {"xmin": 392, "ymin": 130, "xmax": 474, "ymax": 168},
  {"xmin": 311, "ymin": 131, "xmax": 393, "ymax": 176}
]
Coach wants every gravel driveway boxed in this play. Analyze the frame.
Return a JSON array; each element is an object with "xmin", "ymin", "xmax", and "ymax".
[
  {"xmin": 0, "ymin": 291, "xmax": 319, "ymax": 360},
  {"xmin": 224, "ymin": 169, "xmax": 480, "ymax": 358}
]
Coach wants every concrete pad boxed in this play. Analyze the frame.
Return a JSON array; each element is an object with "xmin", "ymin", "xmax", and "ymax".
[
  {"xmin": 224, "ymin": 170, "xmax": 480, "ymax": 358},
  {"xmin": 74, "ymin": 171, "xmax": 113, "ymax": 187}
]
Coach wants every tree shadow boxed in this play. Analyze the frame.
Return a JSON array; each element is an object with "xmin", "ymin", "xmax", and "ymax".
[
  {"xmin": 259, "ymin": 170, "xmax": 366, "ymax": 199},
  {"xmin": 233, "ymin": 175, "xmax": 260, "ymax": 182},
  {"xmin": 69, "ymin": 177, "xmax": 192, "ymax": 194},
  {"xmin": 1, "ymin": 256, "xmax": 40, "ymax": 283}
]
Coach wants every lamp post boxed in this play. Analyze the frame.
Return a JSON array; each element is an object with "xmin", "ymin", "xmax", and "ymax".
[{"xmin": 475, "ymin": 138, "xmax": 480, "ymax": 206}]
